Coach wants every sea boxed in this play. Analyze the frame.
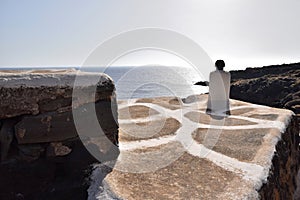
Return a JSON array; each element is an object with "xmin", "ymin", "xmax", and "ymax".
[{"xmin": 0, "ymin": 66, "xmax": 208, "ymax": 100}]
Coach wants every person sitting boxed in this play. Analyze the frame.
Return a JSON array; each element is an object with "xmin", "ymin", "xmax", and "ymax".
[{"xmin": 206, "ymin": 60, "xmax": 231, "ymax": 116}]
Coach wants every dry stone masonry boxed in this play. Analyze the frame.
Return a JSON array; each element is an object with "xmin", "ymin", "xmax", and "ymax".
[{"xmin": 0, "ymin": 69, "xmax": 119, "ymax": 199}]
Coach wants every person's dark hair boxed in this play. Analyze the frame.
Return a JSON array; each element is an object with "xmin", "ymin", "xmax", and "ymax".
[{"xmin": 215, "ymin": 60, "xmax": 225, "ymax": 70}]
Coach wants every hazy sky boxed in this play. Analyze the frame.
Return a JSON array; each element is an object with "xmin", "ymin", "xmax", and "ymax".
[{"xmin": 1, "ymin": 0, "xmax": 300, "ymax": 70}]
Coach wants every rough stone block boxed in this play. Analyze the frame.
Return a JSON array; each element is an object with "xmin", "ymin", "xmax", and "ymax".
[
  {"xmin": 0, "ymin": 69, "xmax": 114, "ymax": 119},
  {"xmin": 0, "ymin": 118, "xmax": 18, "ymax": 161},
  {"xmin": 14, "ymin": 99, "xmax": 118, "ymax": 145}
]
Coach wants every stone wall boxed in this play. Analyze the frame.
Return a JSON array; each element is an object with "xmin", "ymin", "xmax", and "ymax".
[
  {"xmin": 229, "ymin": 63, "xmax": 300, "ymax": 198},
  {"xmin": 259, "ymin": 116, "xmax": 299, "ymax": 199},
  {"xmin": 0, "ymin": 69, "xmax": 119, "ymax": 199}
]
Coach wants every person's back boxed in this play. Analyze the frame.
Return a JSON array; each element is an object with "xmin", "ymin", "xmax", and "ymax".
[{"xmin": 206, "ymin": 60, "xmax": 231, "ymax": 115}]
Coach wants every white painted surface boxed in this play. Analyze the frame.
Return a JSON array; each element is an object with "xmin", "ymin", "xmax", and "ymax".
[{"xmin": 89, "ymin": 96, "xmax": 293, "ymax": 199}]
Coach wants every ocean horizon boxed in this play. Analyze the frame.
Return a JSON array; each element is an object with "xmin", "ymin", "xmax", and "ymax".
[{"xmin": 0, "ymin": 66, "xmax": 208, "ymax": 100}]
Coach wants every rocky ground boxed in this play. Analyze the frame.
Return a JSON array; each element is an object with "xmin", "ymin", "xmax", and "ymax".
[{"xmin": 230, "ymin": 62, "xmax": 300, "ymax": 121}]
